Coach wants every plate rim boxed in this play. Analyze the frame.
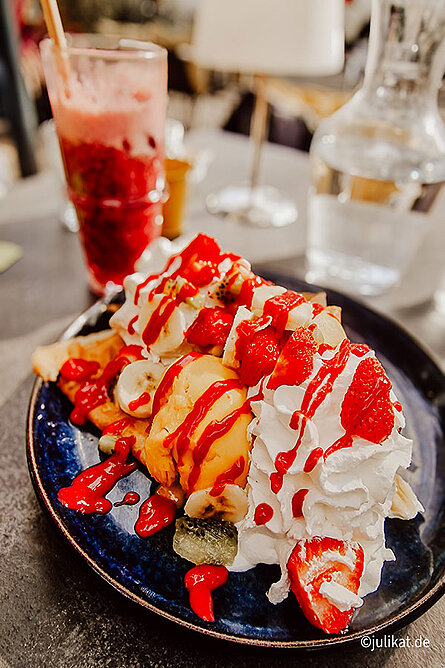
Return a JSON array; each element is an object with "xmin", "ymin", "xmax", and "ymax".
[{"xmin": 26, "ymin": 285, "xmax": 445, "ymax": 650}]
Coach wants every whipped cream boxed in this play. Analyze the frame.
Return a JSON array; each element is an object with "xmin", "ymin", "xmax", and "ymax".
[
  {"xmin": 229, "ymin": 343, "xmax": 418, "ymax": 609},
  {"xmin": 110, "ymin": 236, "xmax": 250, "ymax": 365}
]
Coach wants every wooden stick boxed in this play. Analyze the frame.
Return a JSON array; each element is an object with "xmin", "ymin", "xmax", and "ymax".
[{"xmin": 40, "ymin": 0, "xmax": 67, "ymax": 49}]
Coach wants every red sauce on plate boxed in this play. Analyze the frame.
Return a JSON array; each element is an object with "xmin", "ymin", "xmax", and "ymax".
[
  {"xmin": 184, "ymin": 565, "xmax": 228, "ymax": 622},
  {"xmin": 57, "ymin": 436, "xmax": 136, "ymax": 514},
  {"xmin": 114, "ymin": 491, "xmax": 140, "ymax": 507},
  {"xmin": 134, "ymin": 493, "xmax": 176, "ymax": 537}
]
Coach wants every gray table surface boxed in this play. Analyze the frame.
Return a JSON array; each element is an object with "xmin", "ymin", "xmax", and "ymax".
[{"xmin": 0, "ymin": 130, "xmax": 444, "ymax": 667}]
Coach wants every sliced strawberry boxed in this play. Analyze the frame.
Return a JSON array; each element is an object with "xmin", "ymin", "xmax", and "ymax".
[
  {"xmin": 239, "ymin": 326, "xmax": 280, "ymax": 386},
  {"xmin": 341, "ymin": 356, "xmax": 394, "ymax": 444},
  {"xmin": 288, "ymin": 536, "xmax": 364, "ymax": 634},
  {"xmin": 186, "ymin": 307, "xmax": 234, "ymax": 348},
  {"xmin": 268, "ymin": 327, "xmax": 317, "ymax": 390}
]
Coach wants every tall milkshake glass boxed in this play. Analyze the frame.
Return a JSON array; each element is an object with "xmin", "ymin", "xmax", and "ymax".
[{"xmin": 40, "ymin": 35, "xmax": 167, "ymax": 294}]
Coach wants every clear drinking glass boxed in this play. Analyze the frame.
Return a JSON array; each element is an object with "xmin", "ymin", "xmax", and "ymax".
[
  {"xmin": 40, "ymin": 35, "xmax": 168, "ymax": 295},
  {"xmin": 307, "ymin": 0, "xmax": 445, "ymax": 304}
]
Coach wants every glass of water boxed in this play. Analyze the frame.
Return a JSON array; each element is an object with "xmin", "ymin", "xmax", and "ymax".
[{"xmin": 307, "ymin": 0, "xmax": 445, "ymax": 306}]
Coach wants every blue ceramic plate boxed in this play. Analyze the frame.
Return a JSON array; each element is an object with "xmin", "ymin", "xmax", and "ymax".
[{"xmin": 27, "ymin": 275, "xmax": 445, "ymax": 649}]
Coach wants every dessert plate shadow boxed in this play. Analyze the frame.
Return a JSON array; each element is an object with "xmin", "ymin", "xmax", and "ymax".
[{"xmin": 27, "ymin": 276, "xmax": 445, "ymax": 649}]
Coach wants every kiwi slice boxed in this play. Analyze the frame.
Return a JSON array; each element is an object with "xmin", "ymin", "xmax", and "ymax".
[{"xmin": 173, "ymin": 516, "xmax": 238, "ymax": 566}]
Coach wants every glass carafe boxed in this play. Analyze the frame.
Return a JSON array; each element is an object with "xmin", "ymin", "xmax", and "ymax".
[{"xmin": 307, "ymin": 0, "xmax": 445, "ymax": 305}]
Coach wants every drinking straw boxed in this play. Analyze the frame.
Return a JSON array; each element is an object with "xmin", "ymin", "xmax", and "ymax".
[
  {"xmin": 40, "ymin": 0, "xmax": 67, "ymax": 50},
  {"xmin": 40, "ymin": 0, "xmax": 70, "ymax": 82}
]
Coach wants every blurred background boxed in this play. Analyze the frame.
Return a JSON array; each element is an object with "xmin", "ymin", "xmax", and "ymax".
[
  {"xmin": 0, "ymin": 0, "xmax": 371, "ymax": 197},
  {"xmin": 4, "ymin": 0, "xmax": 445, "ymax": 311}
]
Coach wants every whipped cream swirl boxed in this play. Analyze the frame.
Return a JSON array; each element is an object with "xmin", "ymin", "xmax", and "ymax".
[{"xmin": 229, "ymin": 345, "xmax": 420, "ymax": 609}]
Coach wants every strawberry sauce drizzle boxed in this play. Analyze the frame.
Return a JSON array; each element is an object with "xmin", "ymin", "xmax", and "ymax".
[
  {"xmin": 263, "ymin": 290, "xmax": 306, "ymax": 335},
  {"xmin": 150, "ymin": 352, "xmax": 202, "ymax": 422},
  {"xmin": 70, "ymin": 355, "xmax": 129, "ymax": 425},
  {"xmin": 163, "ymin": 379, "xmax": 244, "ymax": 467},
  {"xmin": 236, "ymin": 275, "xmax": 270, "ymax": 309},
  {"xmin": 272, "ymin": 339, "xmax": 351, "ymax": 479},
  {"xmin": 134, "ymin": 234, "xmax": 241, "ymax": 307},
  {"xmin": 210, "ymin": 456, "xmax": 245, "ymax": 497},
  {"xmin": 254, "ymin": 502, "xmax": 274, "ymax": 525},
  {"xmin": 116, "ymin": 344, "xmax": 146, "ymax": 361},
  {"xmin": 134, "ymin": 271, "xmax": 161, "ymax": 305},
  {"xmin": 142, "ymin": 282, "xmax": 198, "ymax": 347},
  {"xmin": 270, "ymin": 472, "xmax": 283, "ymax": 494},
  {"xmin": 128, "ymin": 391, "xmax": 151, "ymax": 412},
  {"xmin": 304, "ymin": 447, "xmax": 324, "ymax": 472},
  {"xmin": 127, "ymin": 315, "xmax": 138, "ymax": 335},
  {"xmin": 185, "ymin": 565, "xmax": 228, "ymax": 622},
  {"xmin": 103, "ymin": 417, "xmax": 132, "ymax": 435},
  {"xmin": 187, "ymin": 403, "xmax": 251, "ymax": 493},
  {"xmin": 311, "ymin": 303, "xmax": 324, "ymax": 316},
  {"xmin": 292, "ymin": 489, "xmax": 309, "ymax": 518},
  {"xmin": 57, "ymin": 436, "xmax": 136, "ymax": 514}
]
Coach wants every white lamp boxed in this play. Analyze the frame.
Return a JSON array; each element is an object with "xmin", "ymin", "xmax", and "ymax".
[{"xmin": 191, "ymin": 0, "xmax": 345, "ymax": 227}]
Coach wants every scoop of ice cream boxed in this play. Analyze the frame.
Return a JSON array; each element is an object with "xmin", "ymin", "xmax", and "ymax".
[{"xmin": 144, "ymin": 354, "xmax": 252, "ymax": 494}]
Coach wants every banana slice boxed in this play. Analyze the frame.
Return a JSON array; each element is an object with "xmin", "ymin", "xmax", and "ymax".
[
  {"xmin": 325, "ymin": 305, "xmax": 342, "ymax": 322},
  {"xmin": 286, "ymin": 302, "xmax": 313, "ymax": 331},
  {"xmin": 184, "ymin": 484, "xmax": 248, "ymax": 524},
  {"xmin": 210, "ymin": 262, "xmax": 251, "ymax": 303},
  {"xmin": 390, "ymin": 474, "xmax": 424, "ymax": 519},
  {"xmin": 116, "ymin": 359, "xmax": 164, "ymax": 418},
  {"xmin": 139, "ymin": 293, "xmax": 186, "ymax": 354},
  {"xmin": 311, "ymin": 309, "xmax": 347, "ymax": 348},
  {"xmin": 222, "ymin": 306, "xmax": 252, "ymax": 369},
  {"xmin": 163, "ymin": 276, "xmax": 205, "ymax": 310},
  {"xmin": 251, "ymin": 285, "xmax": 286, "ymax": 316},
  {"xmin": 302, "ymin": 291, "xmax": 327, "ymax": 307}
]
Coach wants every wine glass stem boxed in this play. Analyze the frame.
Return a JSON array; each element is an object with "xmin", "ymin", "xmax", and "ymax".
[{"xmin": 249, "ymin": 74, "xmax": 269, "ymax": 194}]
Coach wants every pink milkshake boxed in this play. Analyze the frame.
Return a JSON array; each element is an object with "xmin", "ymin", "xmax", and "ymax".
[{"xmin": 40, "ymin": 36, "xmax": 168, "ymax": 294}]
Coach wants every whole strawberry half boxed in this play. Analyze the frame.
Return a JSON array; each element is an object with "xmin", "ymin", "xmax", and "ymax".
[
  {"xmin": 288, "ymin": 536, "xmax": 364, "ymax": 634},
  {"xmin": 341, "ymin": 356, "xmax": 394, "ymax": 443}
]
